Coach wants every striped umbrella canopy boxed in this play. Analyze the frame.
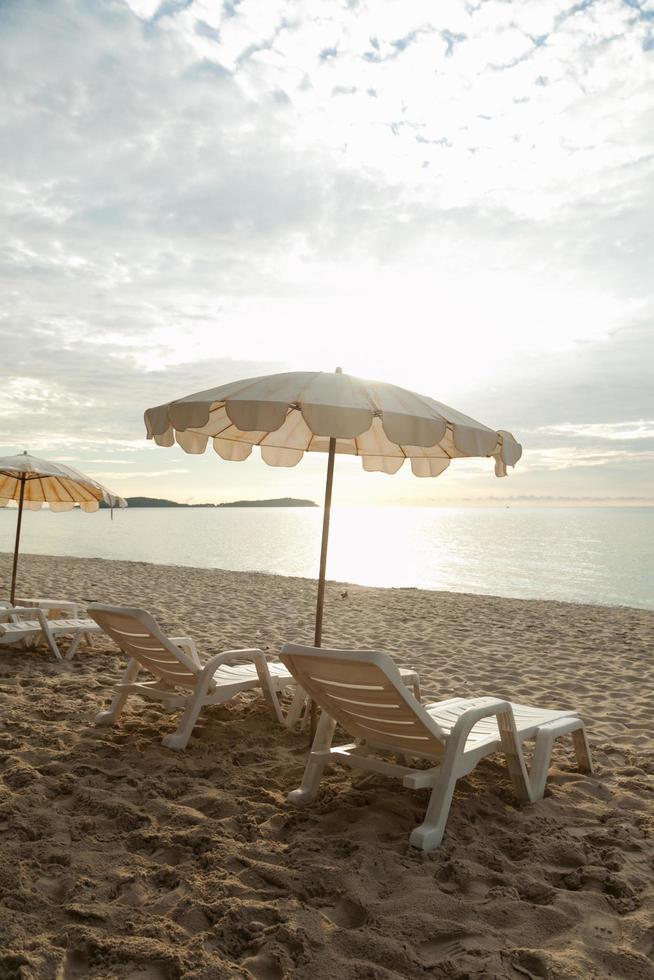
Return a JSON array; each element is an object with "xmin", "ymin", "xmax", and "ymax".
[
  {"xmin": 0, "ymin": 451, "xmax": 127, "ymax": 602},
  {"xmin": 145, "ymin": 369, "xmax": 522, "ymax": 729}
]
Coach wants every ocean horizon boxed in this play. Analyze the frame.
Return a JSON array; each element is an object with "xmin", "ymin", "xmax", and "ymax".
[{"xmin": 2, "ymin": 504, "xmax": 652, "ymax": 612}]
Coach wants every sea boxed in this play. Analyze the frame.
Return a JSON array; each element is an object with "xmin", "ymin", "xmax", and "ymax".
[{"xmin": 1, "ymin": 506, "xmax": 652, "ymax": 611}]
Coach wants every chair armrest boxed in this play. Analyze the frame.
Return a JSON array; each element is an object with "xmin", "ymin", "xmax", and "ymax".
[
  {"xmin": 429, "ymin": 697, "xmax": 516, "ymax": 779},
  {"xmin": 199, "ymin": 649, "xmax": 286, "ymax": 725},
  {"xmin": 449, "ymin": 697, "xmax": 513, "ymax": 747},
  {"xmin": 199, "ymin": 647, "xmax": 268, "ymax": 679}
]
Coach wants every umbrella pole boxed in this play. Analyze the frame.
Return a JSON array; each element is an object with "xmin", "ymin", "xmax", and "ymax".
[
  {"xmin": 310, "ymin": 436, "xmax": 336, "ymax": 738},
  {"xmin": 10, "ymin": 474, "xmax": 26, "ymax": 605}
]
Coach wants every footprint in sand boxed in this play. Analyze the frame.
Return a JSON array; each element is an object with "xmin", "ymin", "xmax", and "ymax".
[
  {"xmin": 36, "ymin": 874, "xmax": 71, "ymax": 902},
  {"xmin": 115, "ymin": 878, "xmax": 150, "ymax": 907},
  {"xmin": 464, "ymin": 878, "xmax": 490, "ymax": 900},
  {"xmin": 321, "ymin": 896, "xmax": 368, "ymax": 929},
  {"xmin": 58, "ymin": 947, "xmax": 90, "ymax": 979},
  {"xmin": 151, "ymin": 844, "xmax": 189, "ymax": 867},
  {"xmin": 419, "ymin": 932, "xmax": 480, "ymax": 966},
  {"xmin": 509, "ymin": 951, "xmax": 549, "ymax": 980},
  {"xmin": 241, "ymin": 951, "xmax": 284, "ymax": 980},
  {"xmin": 583, "ymin": 912, "xmax": 622, "ymax": 946}
]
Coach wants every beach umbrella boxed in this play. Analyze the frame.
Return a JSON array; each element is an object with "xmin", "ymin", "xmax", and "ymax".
[
  {"xmin": 144, "ymin": 368, "xmax": 522, "ymax": 649},
  {"xmin": 0, "ymin": 451, "xmax": 127, "ymax": 603}
]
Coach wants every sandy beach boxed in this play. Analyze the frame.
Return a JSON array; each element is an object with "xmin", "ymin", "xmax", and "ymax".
[{"xmin": 0, "ymin": 552, "xmax": 652, "ymax": 980}]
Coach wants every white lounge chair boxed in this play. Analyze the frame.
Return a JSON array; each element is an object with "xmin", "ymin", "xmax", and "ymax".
[
  {"xmin": 0, "ymin": 605, "xmax": 101, "ymax": 661},
  {"xmin": 88, "ymin": 604, "xmax": 305, "ymax": 750},
  {"xmin": 280, "ymin": 644, "xmax": 593, "ymax": 851}
]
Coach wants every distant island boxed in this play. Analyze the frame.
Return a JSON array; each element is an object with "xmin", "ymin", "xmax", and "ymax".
[
  {"xmin": 102, "ymin": 496, "xmax": 317, "ymax": 508},
  {"xmin": 217, "ymin": 498, "xmax": 317, "ymax": 508}
]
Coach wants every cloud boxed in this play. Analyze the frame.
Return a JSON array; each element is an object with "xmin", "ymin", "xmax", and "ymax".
[
  {"xmin": 538, "ymin": 421, "xmax": 654, "ymax": 441},
  {"xmin": 92, "ymin": 469, "xmax": 190, "ymax": 479},
  {"xmin": 0, "ymin": 0, "xmax": 652, "ymax": 506},
  {"xmin": 521, "ymin": 448, "xmax": 654, "ymax": 471}
]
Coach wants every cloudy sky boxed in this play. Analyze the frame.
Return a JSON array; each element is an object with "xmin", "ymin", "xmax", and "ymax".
[{"xmin": 1, "ymin": 0, "xmax": 652, "ymax": 507}]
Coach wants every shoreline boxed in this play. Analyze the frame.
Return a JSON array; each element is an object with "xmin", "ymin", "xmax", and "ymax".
[
  {"xmin": 0, "ymin": 552, "xmax": 652, "ymax": 977},
  {"xmin": 2, "ymin": 548, "xmax": 652, "ymax": 614}
]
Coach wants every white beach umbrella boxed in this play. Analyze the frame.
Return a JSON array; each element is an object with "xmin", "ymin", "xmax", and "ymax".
[
  {"xmin": 0, "ymin": 451, "xmax": 127, "ymax": 603},
  {"xmin": 145, "ymin": 369, "xmax": 522, "ymax": 648}
]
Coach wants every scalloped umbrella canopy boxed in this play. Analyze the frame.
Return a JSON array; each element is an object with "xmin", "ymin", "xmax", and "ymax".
[
  {"xmin": 0, "ymin": 451, "xmax": 127, "ymax": 602},
  {"xmin": 145, "ymin": 370, "xmax": 522, "ymax": 477},
  {"xmin": 145, "ymin": 370, "xmax": 522, "ymax": 658}
]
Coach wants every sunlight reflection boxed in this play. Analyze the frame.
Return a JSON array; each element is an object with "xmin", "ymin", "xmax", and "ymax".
[{"xmin": 326, "ymin": 506, "xmax": 454, "ymax": 590}]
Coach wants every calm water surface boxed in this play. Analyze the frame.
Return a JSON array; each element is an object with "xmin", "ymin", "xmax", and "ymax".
[{"xmin": 1, "ymin": 506, "xmax": 651, "ymax": 610}]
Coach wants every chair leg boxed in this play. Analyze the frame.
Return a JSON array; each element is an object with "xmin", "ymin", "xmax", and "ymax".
[
  {"xmin": 523, "ymin": 730, "xmax": 556, "ymax": 802},
  {"xmin": 572, "ymin": 726, "xmax": 593, "ymax": 774},
  {"xmin": 39, "ymin": 616, "xmax": 63, "ymax": 661},
  {"xmin": 161, "ymin": 680, "xmax": 212, "ymax": 751},
  {"xmin": 496, "ymin": 709, "xmax": 539, "ymax": 803},
  {"xmin": 500, "ymin": 717, "xmax": 593, "ymax": 805},
  {"xmin": 95, "ymin": 659, "xmax": 140, "ymax": 726},
  {"xmin": 409, "ymin": 769, "xmax": 459, "ymax": 852},
  {"xmin": 283, "ymin": 685, "xmax": 308, "ymax": 730},
  {"xmin": 65, "ymin": 629, "xmax": 84, "ymax": 661},
  {"xmin": 287, "ymin": 711, "xmax": 337, "ymax": 804}
]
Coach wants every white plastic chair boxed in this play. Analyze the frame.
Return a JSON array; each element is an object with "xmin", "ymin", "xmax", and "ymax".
[
  {"xmin": 88, "ymin": 604, "xmax": 304, "ymax": 749},
  {"xmin": 280, "ymin": 644, "xmax": 593, "ymax": 851}
]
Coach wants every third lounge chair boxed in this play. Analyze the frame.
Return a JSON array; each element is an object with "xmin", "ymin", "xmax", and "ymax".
[
  {"xmin": 0, "ymin": 604, "xmax": 101, "ymax": 660},
  {"xmin": 280, "ymin": 644, "xmax": 593, "ymax": 851}
]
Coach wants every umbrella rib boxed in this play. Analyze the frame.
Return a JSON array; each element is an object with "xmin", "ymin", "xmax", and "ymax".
[
  {"xmin": 253, "ymin": 405, "xmax": 297, "ymax": 447},
  {"xmin": 213, "ymin": 415, "xmax": 233, "ymax": 439},
  {"xmin": 210, "ymin": 404, "xmax": 270, "ymax": 446},
  {"xmin": 77, "ymin": 481, "xmax": 101, "ymax": 502},
  {"xmin": 75, "ymin": 481, "xmax": 97, "ymax": 502},
  {"xmin": 54, "ymin": 477, "xmax": 76, "ymax": 503},
  {"xmin": 442, "ymin": 425, "xmax": 454, "ymax": 459}
]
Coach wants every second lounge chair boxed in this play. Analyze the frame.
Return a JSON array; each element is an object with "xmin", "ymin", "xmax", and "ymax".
[{"xmin": 88, "ymin": 604, "xmax": 305, "ymax": 749}]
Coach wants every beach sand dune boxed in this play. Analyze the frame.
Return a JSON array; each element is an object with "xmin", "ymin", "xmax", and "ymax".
[{"xmin": 0, "ymin": 554, "xmax": 653, "ymax": 979}]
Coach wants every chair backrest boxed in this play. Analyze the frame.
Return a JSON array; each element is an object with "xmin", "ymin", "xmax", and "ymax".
[
  {"xmin": 0, "ymin": 602, "xmax": 16, "ymax": 621},
  {"xmin": 0, "ymin": 604, "xmax": 29, "ymax": 628},
  {"xmin": 281, "ymin": 643, "xmax": 447, "ymax": 756},
  {"xmin": 88, "ymin": 604, "xmax": 200, "ymax": 689}
]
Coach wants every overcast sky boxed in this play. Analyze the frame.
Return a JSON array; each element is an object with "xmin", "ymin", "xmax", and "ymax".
[{"xmin": 1, "ymin": 0, "xmax": 652, "ymax": 506}]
